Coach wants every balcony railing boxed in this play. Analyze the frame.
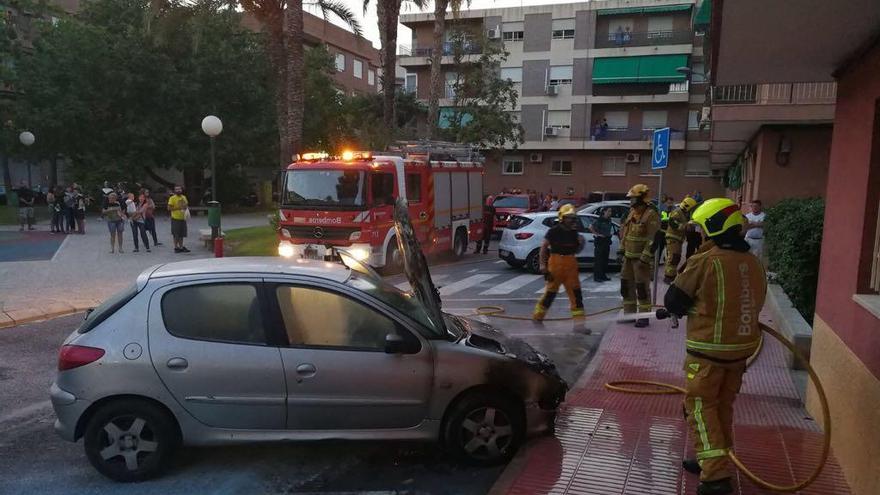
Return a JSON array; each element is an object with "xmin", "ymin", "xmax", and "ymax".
[
  {"xmin": 595, "ymin": 29, "xmax": 694, "ymax": 49},
  {"xmin": 592, "ymin": 128, "xmax": 686, "ymax": 141},
  {"xmin": 713, "ymin": 82, "xmax": 837, "ymax": 105},
  {"xmin": 400, "ymin": 41, "xmax": 482, "ymax": 58}
]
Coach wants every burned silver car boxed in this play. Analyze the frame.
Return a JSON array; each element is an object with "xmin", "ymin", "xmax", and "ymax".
[{"xmin": 50, "ymin": 203, "xmax": 566, "ymax": 481}]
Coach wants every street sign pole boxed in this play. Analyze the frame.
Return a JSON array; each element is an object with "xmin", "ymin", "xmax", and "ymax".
[{"xmin": 650, "ymin": 128, "xmax": 670, "ymax": 306}]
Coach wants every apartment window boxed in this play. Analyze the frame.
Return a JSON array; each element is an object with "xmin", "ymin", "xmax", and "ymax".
[
  {"xmin": 547, "ymin": 110, "xmax": 571, "ymax": 129},
  {"xmin": 549, "ymin": 65, "xmax": 573, "ymax": 86},
  {"xmin": 684, "ymin": 156, "xmax": 712, "ymax": 177},
  {"xmin": 353, "ymin": 59, "xmax": 363, "ymax": 79},
  {"xmin": 445, "ymin": 72, "xmax": 458, "ymax": 98},
  {"xmin": 647, "ymin": 16, "xmax": 674, "ymax": 39},
  {"xmin": 692, "ymin": 62, "xmax": 707, "ymax": 83},
  {"xmin": 688, "ymin": 110, "xmax": 700, "ymax": 130},
  {"xmin": 607, "ymin": 18, "xmax": 634, "ymax": 40},
  {"xmin": 552, "ymin": 19, "xmax": 575, "ymax": 40},
  {"xmin": 500, "ymin": 67, "xmax": 522, "ymax": 83},
  {"xmin": 404, "ymin": 73, "xmax": 417, "ymax": 94},
  {"xmin": 502, "ymin": 22, "xmax": 524, "ymax": 41},
  {"xmin": 551, "ymin": 160, "xmax": 573, "ymax": 176},
  {"xmin": 604, "ymin": 111, "xmax": 629, "ymax": 130},
  {"xmin": 502, "ymin": 157, "xmax": 524, "ymax": 175},
  {"xmin": 335, "ymin": 53, "xmax": 345, "ymax": 72},
  {"xmin": 642, "ymin": 110, "xmax": 668, "ymax": 130},
  {"xmin": 368, "ymin": 69, "xmax": 375, "ymax": 86},
  {"xmin": 602, "ymin": 156, "xmax": 627, "ymax": 176}
]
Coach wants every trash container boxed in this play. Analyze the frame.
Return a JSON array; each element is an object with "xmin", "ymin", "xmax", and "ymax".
[
  {"xmin": 207, "ymin": 201, "xmax": 221, "ymax": 240},
  {"xmin": 7, "ymin": 190, "xmax": 18, "ymax": 208}
]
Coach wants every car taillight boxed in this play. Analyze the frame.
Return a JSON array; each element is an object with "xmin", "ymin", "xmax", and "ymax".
[
  {"xmin": 514, "ymin": 233, "xmax": 534, "ymax": 240},
  {"xmin": 58, "ymin": 345, "xmax": 105, "ymax": 371}
]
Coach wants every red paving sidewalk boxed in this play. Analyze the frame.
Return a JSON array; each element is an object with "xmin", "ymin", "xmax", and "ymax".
[{"xmin": 503, "ymin": 317, "xmax": 852, "ymax": 495}]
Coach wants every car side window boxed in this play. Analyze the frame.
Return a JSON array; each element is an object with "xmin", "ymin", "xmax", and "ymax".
[
  {"xmin": 275, "ymin": 286, "xmax": 408, "ymax": 351},
  {"xmin": 579, "ymin": 216, "xmax": 595, "ymax": 232},
  {"xmin": 161, "ymin": 283, "xmax": 266, "ymax": 344},
  {"xmin": 542, "ymin": 217, "xmax": 558, "ymax": 228}
]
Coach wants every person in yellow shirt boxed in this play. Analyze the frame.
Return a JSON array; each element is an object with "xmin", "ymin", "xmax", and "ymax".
[{"xmin": 167, "ymin": 185, "xmax": 190, "ymax": 253}]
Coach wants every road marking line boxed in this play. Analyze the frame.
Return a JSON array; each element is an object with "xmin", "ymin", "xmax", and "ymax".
[
  {"xmin": 394, "ymin": 274, "xmax": 448, "ymax": 291},
  {"xmin": 50, "ymin": 234, "xmax": 72, "ymax": 263},
  {"xmin": 494, "ymin": 260, "xmax": 505, "ymax": 264},
  {"xmin": 480, "ymin": 274, "xmax": 542, "ymax": 295},
  {"xmin": 438, "ymin": 274, "xmax": 498, "ymax": 296}
]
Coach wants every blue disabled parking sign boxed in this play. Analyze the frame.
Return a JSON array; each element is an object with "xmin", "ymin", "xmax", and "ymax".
[{"xmin": 652, "ymin": 127, "xmax": 670, "ymax": 170}]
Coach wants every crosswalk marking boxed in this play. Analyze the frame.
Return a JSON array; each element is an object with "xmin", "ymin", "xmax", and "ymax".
[
  {"xmin": 480, "ymin": 274, "xmax": 543, "ymax": 295},
  {"xmin": 394, "ymin": 274, "xmax": 448, "ymax": 291},
  {"xmin": 536, "ymin": 275, "xmax": 620, "ymax": 293},
  {"xmin": 438, "ymin": 274, "xmax": 499, "ymax": 296}
]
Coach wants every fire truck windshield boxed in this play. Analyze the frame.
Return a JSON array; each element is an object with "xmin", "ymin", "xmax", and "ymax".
[{"xmin": 282, "ymin": 169, "xmax": 366, "ymax": 209}]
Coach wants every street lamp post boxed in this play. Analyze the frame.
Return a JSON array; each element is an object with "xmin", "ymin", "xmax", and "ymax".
[
  {"xmin": 19, "ymin": 131, "xmax": 35, "ymax": 187},
  {"xmin": 200, "ymin": 116, "xmax": 223, "ymax": 202}
]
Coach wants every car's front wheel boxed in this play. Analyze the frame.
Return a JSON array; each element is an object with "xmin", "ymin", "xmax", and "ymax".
[
  {"xmin": 443, "ymin": 392, "xmax": 525, "ymax": 466},
  {"xmin": 83, "ymin": 399, "xmax": 179, "ymax": 482}
]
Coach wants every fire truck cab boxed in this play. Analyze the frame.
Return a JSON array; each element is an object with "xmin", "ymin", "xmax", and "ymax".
[{"xmin": 277, "ymin": 146, "xmax": 485, "ymax": 270}]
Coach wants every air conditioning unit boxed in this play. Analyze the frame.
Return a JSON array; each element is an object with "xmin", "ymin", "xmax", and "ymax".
[
  {"xmin": 487, "ymin": 27, "xmax": 500, "ymax": 39},
  {"xmin": 545, "ymin": 127, "xmax": 559, "ymax": 137},
  {"xmin": 546, "ymin": 85, "xmax": 559, "ymax": 96},
  {"xmin": 529, "ymin": 153, "xmax": 543, "ymax": 163},
  {"xmin": 625, "ymin": 153, "xmax": 640, "ymax": 164}
]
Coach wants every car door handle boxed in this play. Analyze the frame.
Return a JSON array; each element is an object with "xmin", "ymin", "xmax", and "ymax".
[
  {"xmin": 166, "ymin": 357, "xmax": 188, "ymax": 370},
  {"xmin": 296, "ymin": 363, "xmax": 317, "ymax": 377}
]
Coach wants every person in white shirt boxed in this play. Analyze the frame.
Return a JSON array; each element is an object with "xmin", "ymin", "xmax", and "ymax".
[{"xmin": 744, "ymin": 199, "xmax": 766, "ymax": 259}]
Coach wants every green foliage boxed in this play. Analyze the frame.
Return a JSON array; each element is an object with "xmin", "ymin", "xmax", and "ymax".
[
  {"xmin": 224, "ymin": 225, "xmax": 276, "ymax": 256},
  {"xmin": 340, "ymin": 91, "xmax": 426, "ymax": 150},
  {"xmin": 765, "ymin": 197, "xmax": 825, "ymax": 322},
  {"xmin": 302, "ymin": 45, "xmax": 347, "ymax": 151}
]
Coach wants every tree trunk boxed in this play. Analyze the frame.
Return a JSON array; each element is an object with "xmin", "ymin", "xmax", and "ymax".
[
  {"xmin": 377, "ymin": 0, "xmax": 400, "ymax": 130},
  {"xmin": 285, "ymin": 2, "xmax": 305, "ymax": 158},
  {"xmin": 267, "ymin": 20, "xmax": 289, "ymax": 168},
  {"xmin": 427, "ymin": 0, "xmax": 448, "ymax": 139}
]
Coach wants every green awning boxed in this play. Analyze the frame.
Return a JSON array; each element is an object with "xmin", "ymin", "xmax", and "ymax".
[
  {"xmin": 592, "ymin": 55, "xmax": 689, "ymax": 84},
  {"xmin": 694, "ymin": 0, "xmax": 712, "ymax": 28},
  {"xmin": 598, "ymin": 4, "xmax": 692, "ymax": 16}
]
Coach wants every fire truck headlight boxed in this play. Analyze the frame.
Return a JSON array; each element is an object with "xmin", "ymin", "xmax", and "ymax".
[
  {"xmin": 278, "ymin": 242, "xmax": 295, "ymax": 258},
  {"xmin": 349, "ymin": 247, "xmax": 370, "ymax": 261}
]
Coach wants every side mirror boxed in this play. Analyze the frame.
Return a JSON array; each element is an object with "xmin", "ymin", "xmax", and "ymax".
[{"xmin": 385, "ymin": 333, "xmax": 406, "ymax": 354}]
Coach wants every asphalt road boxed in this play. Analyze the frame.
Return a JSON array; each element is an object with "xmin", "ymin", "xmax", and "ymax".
[{"xmin": 0, "ymin": 253, "xmax": 618, "ymax": 495}]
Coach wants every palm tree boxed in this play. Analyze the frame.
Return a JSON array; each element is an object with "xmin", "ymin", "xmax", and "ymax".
[
  {"xmin": 426, "ymin": 0, "xmax": 469, "ymax": 139},
  {"xmin": 239, "ymin": 0, "xmax": 361, "ymax": 166},
  {"xmin": 365, "ymin": 0, "xmax": 426, "ymax": 130}
]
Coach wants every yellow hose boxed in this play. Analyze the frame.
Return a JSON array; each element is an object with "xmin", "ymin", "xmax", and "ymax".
[{"xmin": 472, "ymin": 306, "xmax": 830, "ymax": 493}]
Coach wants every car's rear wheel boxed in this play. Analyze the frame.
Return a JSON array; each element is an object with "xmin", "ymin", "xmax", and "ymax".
[
  {"xmin": 83, "ymin": 399, "xmax": 179, "ymax": 482},
  {"xmin": 525, "ymin": 249, "xmax": 541, "ymax": 274},
  {"xmin": 443, "ymin": 392, "xmax": 525, "ymax": 466}
]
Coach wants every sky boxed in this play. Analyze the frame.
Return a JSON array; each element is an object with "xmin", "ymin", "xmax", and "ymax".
[{"xmin": 306, "ymin": 0, "xmax": 585, "ymax": 49}]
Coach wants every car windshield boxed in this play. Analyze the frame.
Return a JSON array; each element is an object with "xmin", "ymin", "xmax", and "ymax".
[
  {"xmin": 282, "ymin": 169, "xmax": 366, "ymax": 209},
  {"xmin": 346, "ymin": 274, "xmax": 446, "ymax": 338},
  {"xmin": 493, "ymin": 196, "xmax": 529, "ymax": 208}
]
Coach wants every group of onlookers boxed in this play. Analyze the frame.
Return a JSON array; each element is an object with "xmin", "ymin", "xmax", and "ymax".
[{"xmin": 14, "ymin": 180, "xmax": 90, "ymax": 234}]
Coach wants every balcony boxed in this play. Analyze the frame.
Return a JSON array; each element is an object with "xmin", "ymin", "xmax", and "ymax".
[
  {"xmin": 595, "ymin": 30, "xmax": 694, "ymax": 49},
  {"xmin": 712, "ymin": 82, "xmax": 837, "ymax": 105},
  {"xmin": 597, "ymin": 128, "xmax": 686, "ymax": 141},
  {"xmin": 398, "ymin": 41, "xmax": 482, "ymax": 66}
]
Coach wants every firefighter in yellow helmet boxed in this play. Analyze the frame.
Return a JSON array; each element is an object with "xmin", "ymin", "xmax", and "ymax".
[
  {"xmin": 663, "ymin": 196, "xmax": 698, "ymax": 284},
  {"xmin": 663, "ymin": 198, "xmax": 767, "ymax": 495},
  {"xmin": 533, "ymin": 204, "xmax": 585, "ymax": 321},
  {"xmin": 618, "ymin": 184, "xmax": 661, "ymax": 327}
]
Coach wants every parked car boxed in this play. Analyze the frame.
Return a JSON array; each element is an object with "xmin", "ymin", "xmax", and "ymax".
[
  {"xmin": 492, "ymin": 194, "xmax": 538, "ymax": 233},
  {"xmin": 579, "ymin": 200, "xmax": 631, "ymax": 223},
  {"xmin": 51, "ymin": 254, "xmax": 566, "ymax": 482},
  {"xmin": 498, "ymin": 212, "xmax": 621, "ymax": 273}
]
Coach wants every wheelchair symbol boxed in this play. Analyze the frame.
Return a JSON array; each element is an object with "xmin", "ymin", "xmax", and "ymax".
[{"xmin": 653, "ymin": 143, "xmax": 666, "ymax": 165}]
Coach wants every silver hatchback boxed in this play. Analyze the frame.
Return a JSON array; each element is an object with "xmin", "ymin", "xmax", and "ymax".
[{"xmin": 51, "ymin": 256, "xmax": 566, "ymax": 481}]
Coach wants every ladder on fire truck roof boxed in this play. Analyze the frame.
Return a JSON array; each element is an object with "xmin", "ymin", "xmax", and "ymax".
[{"xmin": 382, "ymin": 140, "xmax": 484, "ymax": 163}]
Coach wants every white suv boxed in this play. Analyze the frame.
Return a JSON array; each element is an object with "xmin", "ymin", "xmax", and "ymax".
[
  {"xmin": 578, "ymin": 200, "xmax": 630, "ymax": 222},
  {"xmin": 498, "ymin": 212, "xmax": 621, "ymax": 273}
]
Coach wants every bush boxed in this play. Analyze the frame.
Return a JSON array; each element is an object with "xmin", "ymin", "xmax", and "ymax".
[{"xmin": 765, "ymin": 198, "xmax": 825, "ymax": 323}]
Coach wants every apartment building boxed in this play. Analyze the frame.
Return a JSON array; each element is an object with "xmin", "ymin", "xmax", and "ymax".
[{"xmin": 399, "ymin": 0, "xmax": 724, "ymax": 200}]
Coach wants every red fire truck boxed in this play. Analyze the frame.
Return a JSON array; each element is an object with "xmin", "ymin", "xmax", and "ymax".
[{"xmin": 277, "ymin": 145, "xmax": 485, "ymax": 270}]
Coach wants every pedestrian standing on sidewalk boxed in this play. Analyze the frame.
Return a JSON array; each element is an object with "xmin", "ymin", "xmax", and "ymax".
[
  {"xmin": 125, "ymin": 192, "xmax": 150, "ymax": 252},
  {"xmin": 103, "ymin": 192, "xmax": 126, "ymax": 253},
  {"xmin": 63, "ymin": 185, "xmax": 76, "ymax": 234},
  {"xmin": 589, "ymin": 207, "xmax": 613, "ymax": 282},
  {"xmin": 141, "ymin": 189, "xmax": 161, "ymax": 246},
  {"xmin": 15, "ymin": 180, "xmax": 35, "ymax": 231},
  {"xmin": 74, "ymin": 187, "xmax": 87, "ymax": 234},
  {"xmin": 664, "ymin": 198, "xmax": 767, "ymax": 495},
  {"xmin": 167, "ymin": 185, "xmax": 190, "ymax": 253},
  {"xmin": 47, "ymin": 188, "xmax": 59, "ymax": 233},
  {"xmin": 744, "ymin": 199, "xmax": 765, "ymax": 260},
  {"xmin": 533, "ymin": 204, "xmax": 586, "ymax": 321}
]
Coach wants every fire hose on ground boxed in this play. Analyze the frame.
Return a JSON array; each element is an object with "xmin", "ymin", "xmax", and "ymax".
[{"xmin": 471, "ymin": 305, "xmax": 831, "ymax": 493}]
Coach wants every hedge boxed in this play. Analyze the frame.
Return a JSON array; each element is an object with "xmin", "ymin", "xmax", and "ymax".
[{"xmin": 765, "ymin": 198, "xmax": 825, "ymax": 323}]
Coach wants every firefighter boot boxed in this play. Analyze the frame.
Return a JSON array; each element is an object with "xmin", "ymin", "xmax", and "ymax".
[
  {"xmin": 697, "ymin": 478, "xmax": 733, "ymax": 495},
  {"xmin": 533, "ymin": 291, "xmax": 557, "ymax": 322}
]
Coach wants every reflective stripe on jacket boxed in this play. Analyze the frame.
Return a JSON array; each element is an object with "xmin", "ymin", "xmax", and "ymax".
[
  {"xmin": 620, "ymin": 206, "xmax": 660, "ymax": 259},
  {"xmin": 665, "ymin": 207, "xmax": 688, "ymax": 242}
]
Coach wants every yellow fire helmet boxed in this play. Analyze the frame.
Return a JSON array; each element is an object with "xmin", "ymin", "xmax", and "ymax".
[
  {"xmin": 626, "ymin": 184, "xmax": 650, "ymax": 199},
  {"xmin": 679, "ymin": 196, "xmax": 698, "ymax": 212},
  {"xmin": 691, "ymin": 198, "xmax": 745, "ymax": 237},
  {"xmin": 557, "ymin": 203, "xmax": 577, "ymax": 219}
]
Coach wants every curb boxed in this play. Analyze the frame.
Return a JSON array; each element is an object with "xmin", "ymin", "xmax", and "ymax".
[{"xmin": 0, "ymin": 303, "xmax": 95, "ymax": 329}]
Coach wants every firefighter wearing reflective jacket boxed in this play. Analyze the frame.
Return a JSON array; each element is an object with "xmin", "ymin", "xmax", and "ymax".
[
  {"xmin": 533, "ymin": 204, "xmax": 585, "ymax": 321},
  {"xmin": 664, "ymin": 198, "xmax": 767, "ymax": 495},
  {"xmin": 619, "ymin": 184, "xmax": 661, "ymax": 327},
  {"xmin": 664, "ymin": 196, "xmax": 698, "ymax": 284}
]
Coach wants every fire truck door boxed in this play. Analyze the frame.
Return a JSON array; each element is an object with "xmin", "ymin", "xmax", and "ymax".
[
  {"xmin": 405, "ymin": 171, "xmax": 429, "ymax": 244},
  {"xmin": 369, "ymin": 171, "xmax": 396, "ymax": 230}
]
